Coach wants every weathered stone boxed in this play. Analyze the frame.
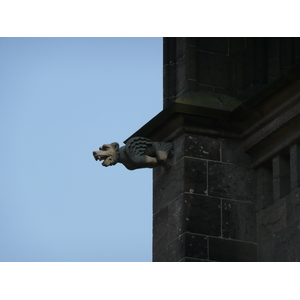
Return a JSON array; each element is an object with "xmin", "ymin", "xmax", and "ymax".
[
  {"xmin": 152, "ymin": 206, "xmax": 169, "ymax": 254},
  {"xmin": 153, "ymin": 158, "xmax": 184, "ymax": 213},
  {"xmin": 221, "ymin": 138, "xmax": 253, "ymax": 167},
  {"xmin": 209, "ymin": 238, "xmax": 257, "ymax": 262},
  {"xmin": 185, "ymin": 134, "xmax": 220, "ymax": 161},
  {"xmin": 197, "ymin": 51, "xmax": 231, "ymax": 90},
  {"xmin": 222, "ymin": 200, "xmax": 257, "ymax": 242},
  {"xmin": 286, "ymin": 187, "xmax": 300, "ymax": 226},
  {"xmin": 273, "ymin": 219, "xmax": 300, "ymax": 261},
  {"xmin": 185, "ymin": 233, "xmax": 208, "ymax": 260},
  {"xmin": 256, "ymin": 166, "xmax": 273, "ymax": 210},
  {"xmin": 290, "ymin": 143, "xmax": 300, "ymax": 190},
  {"xmin": 257, "ymin": 197, "xmax": 286, "ymax": 242},
  {"xmin": 153, "ymin": 233, "xmax": 185, "ymax": 262},
  {"xmin": 272, "ymin": 155, "xmax": 290, "ymax": 200},
  {"xmin": 198, "ymin": 37, "xmax": 229, "ymax": 55},
  {"xmin": 151, "ymin": 38, "xmax": 300, "ymax": 262},
  {"xmin": 181, "ymin": 257, "xmax": 208, "ymax": 262},
  {"xmin": 257, "ymin": 196, "xmax": 287, "ymax": 261},
  {"xmin": 185, "ymin": 194, "xmax": 221, "ymax": 237},
  {"xmin": 184, "ymin": 158, "xmax": 207, "ymax": 195},
  {"xmin": 208, "ymin": 162, "xmax": 256, "ymax": 201}
]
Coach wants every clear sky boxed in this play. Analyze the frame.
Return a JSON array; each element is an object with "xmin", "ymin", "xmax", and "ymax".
[{"xmin": 0, "ymin": 37, "xmax": 163, "ymax": 262}]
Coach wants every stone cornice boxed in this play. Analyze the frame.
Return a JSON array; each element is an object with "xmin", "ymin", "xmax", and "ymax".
[{"xmin": 126, "ymin": 62, "xmax": 300, "ymax": 169}]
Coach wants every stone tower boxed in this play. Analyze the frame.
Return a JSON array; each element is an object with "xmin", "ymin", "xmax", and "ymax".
[{"xmin": 128, "ymin": 38, "xmax": 300, "ymax": 261}]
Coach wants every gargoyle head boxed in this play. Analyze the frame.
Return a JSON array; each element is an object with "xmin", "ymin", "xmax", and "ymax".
[{"xmin": 93, "ymin": 143, "xmax": 119, "ymax": 167}]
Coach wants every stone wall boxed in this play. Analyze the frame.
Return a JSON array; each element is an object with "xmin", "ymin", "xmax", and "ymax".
[
  {"xmin": 153, "ymin": 133, "xmax": 258, "ymax": 261},
  {"xmin": 257, "ymin": 145, "xmax": 300, "ymax": 261},
  {"xmin": 127, "ymin": 37, "xmax": 300, "ymax": 261},
  {"xmin": 163, "ymin": 37, "xmax": 300, "ymax": 107}
]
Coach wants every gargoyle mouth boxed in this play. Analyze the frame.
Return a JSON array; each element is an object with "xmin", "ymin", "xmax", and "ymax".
[
  {"xmin": 93, "ymin": 154, "xmax": 107, "ymax": 161},
  {"xmin": 93, "ymin": 151, "xmax": 113, "ymax": 167}
]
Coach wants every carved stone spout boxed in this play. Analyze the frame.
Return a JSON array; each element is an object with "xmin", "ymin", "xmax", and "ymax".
[{"xmin": 93, "ymin": 137, "xmax": 173, "ymax": 170}]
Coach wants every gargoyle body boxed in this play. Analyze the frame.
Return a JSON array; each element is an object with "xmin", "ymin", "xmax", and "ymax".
[{"xmin": 93, "ymin": 137, "xmax": 173, "ymax": 170}]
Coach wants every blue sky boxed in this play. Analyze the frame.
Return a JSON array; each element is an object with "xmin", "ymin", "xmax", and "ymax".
[{"xmin": 0, "ymin": 37, "xmax": 163, "ymax": 261}]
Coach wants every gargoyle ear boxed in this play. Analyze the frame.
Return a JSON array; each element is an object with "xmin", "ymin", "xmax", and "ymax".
[{"xmin": 111, "ymin": 142, "xmax": 119, "ymax": 151}]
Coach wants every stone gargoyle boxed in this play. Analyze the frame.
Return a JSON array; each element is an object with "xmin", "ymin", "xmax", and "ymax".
[{"xmin": 93, "ymin": 137, "xmax": 173, "ymax": 170}]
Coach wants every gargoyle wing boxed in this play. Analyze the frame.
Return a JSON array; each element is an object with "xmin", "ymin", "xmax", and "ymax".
[{"xmin": 125, "ymin": 137, "xmax": 153, "ymax": 158}]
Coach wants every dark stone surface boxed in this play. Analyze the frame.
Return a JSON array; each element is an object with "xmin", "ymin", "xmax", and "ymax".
[
  {"xmin": 286, "ymin": 187, "xmax": 300, "ymax": 226},
  {"xmin": 290, "ymin": 143, "xmax": 300, "ymax": 190},
  {"xmin": 273, "ymin": 219, "xmax": 300, "ymax": 261},
  {"xmin": 272, "ymin": 155, "xmax": 291, "ymax": 200},
  {"xmin": 155, "ymin": 38, "xmax": 300, "ymax": 262},
  {"xmin": 209, "ymin": 238, "xmax": 257, "ymax": 262},
  {"xmin": 185, "ymin": 194, "xmax": 221, "ymax": 237},
  {"xmin": 153, "ymin": 158, "xmax": 184, "ymax": 213},
  {"xmin": 185, "ymin": 233, "xmax": 208, "ymax": 260},
  {"xmin": 166, "ymin": 234, "xmax": 186, "ymax": 262},
  {"xmin": 198, "ymin": 37, "xmax": 229, "ymax": 55},
  {"xmin": 256, "ymin": 166, "xmax": 273, "ymax": 210},
  {"xmin": 153, "ymin": 206, "xmax": 169, "ymax": 256},
  {"xmin": 286, "ymin": 241, "xmax": 300, "ymax": 262},
  {"xmin": 197, "ymin": 51, "xmax": 231, "ymax": 90},
  {"xmin": 168, "ymin": 196, "xmax": 188, "ymax": 240},
  {"xmin": 153, "ymin": 233, "xmax": 185, "ymax": 262},
  {"xmin": 222, "ymin": 200, "xmax": 257, "ymax": 242},
  {"xmin": 185, "ymin": 134, "xmax": 220, "ymax": 161},
  {"xmin": 208, "ymin": 162, "xmax": 256, "ymax": 201},
  {"xmin": 164, "ymin": 38, "xmax": 300, "ymax": 107},
  {"xmin": 257, "ymin": 235, "xmax": 275, "ymax": 261},
  {"xmin": 181, "ymin": 257, "xmax": 209, "ymax": 262},
  {"xmin": 184, "ymin": 158, "xmax": 207, "ymax": 195},
  {"xmin": 257, "ymin": 197, "xmax": 286, "ymax": 242},
  {"xmin": 221, "ymin": 138, "xmax": 253, "ymax": 167},
  {"xmin": 153, "ymin": 196, "xmax": 187, "ymax": 255}
]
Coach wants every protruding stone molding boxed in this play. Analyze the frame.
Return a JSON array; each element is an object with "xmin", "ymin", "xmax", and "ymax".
[
  {"xmin": 125, "ymin": 92, "xmax": 240, "ymax": 144},
  {"xmin": 241, "ymin": 81, "xmax": 300, "ymax": 169},
  {"xmin": 127, "ymin": 64, "xmax": 300, "ymax": 170},
  {"xmin": 93, "ymin": 137, "xmax": 173, "ymax": 171}
]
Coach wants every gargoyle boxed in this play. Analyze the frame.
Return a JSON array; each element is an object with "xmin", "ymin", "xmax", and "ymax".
[{"xmin": 93, "ymin": 137, "xmax": 173, "ymax": 170}]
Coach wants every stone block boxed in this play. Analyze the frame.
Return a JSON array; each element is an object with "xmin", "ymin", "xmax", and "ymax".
[
  {"xmin": 197, "ymin": 37, "xmax": 229, "ymax": 55},
  {"xmin": 272, "ymin": 219, "xmax": 300, "ymax": 261},
  {"xmin": 167, "ymin": 234, "xmax": 186, "ymax": 262},
  {"xmin": 181, "ymin": 257, "xmax": 208, "ymax": 262},
  {"xmin": 176, "ymin": 57, "xmax": 188, "ymax": 96},
  {"xmin": 208, "ymin": 162, "xmax": 256, "ymax": 201},
  {"xmin": 209, "ymin": 237, "xmax": 257, "ymax": 262},
  {"xmin": 286, "ymin": 187, "xmax": 300, "ymax": 226},
  {"xmin": 185, "ymin": 134, "xmax": 220, "ymax": 161},
  {"xmin": 221, "ymin": 138, "xmax": 253, "ymax": 167},
  {"xmin": 290, "ymin": 143, "xmax": 300, "ymax": 190},
  {"xmin": 185, "ymin": 193, "xmax": 221, "ymax": 237},
  {"xmin": 153, "ymin": 158, "xmax": 184, "ymax": 213},
  {"xmin": 168, "ymin": 196, "xmax": 188, "ymax": 240},
  {"xmin": 184, "ymin": 157, "xmax": 207, "ymax": 195},
  {"xmin": 197, "ymin": 52, "xmax": 230, "ymax": 90},
  {"xmin": 172, "ymin": 134, "xmax": 186, "ymax": 163},
  {"xmin": 153, "ymin": 233, "xmax": 185, "ymax": 262},
  {"xmin": 222, "ymin": 200, "xmax": 257, "ymax": 242},
  {"xmin": 185, "ymin": 233, "xmax": 208, "ymax": 260},
  {"xmin": 186, "ymin": 44, "xmax": 197, "ymax": 81},
  {"xmin": 153, "ymin": 206, "xmax": 169, "ymax": 255},
  {"xmin": 287, "ymin": 240, "xmax": 300, "ymax": 262},
  {"xmin": 272, "ymin": 155, "xmax": 291, "ymax": 200},
  {"xmin": 256, "ymin": 166, "xmax": 273, "ymax": 210},
  {"xmin": 257, "ymin": 197, "xmax": 286, "ymax": 242},
  {"xmin": 257, "ymin": 235, "xmax": 275, "ymax": 261}
]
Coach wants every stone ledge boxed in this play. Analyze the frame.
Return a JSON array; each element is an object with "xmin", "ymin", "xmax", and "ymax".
[{"xmin": 126, "ymin": 63, "xmax": 300, "ymax": 169}]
